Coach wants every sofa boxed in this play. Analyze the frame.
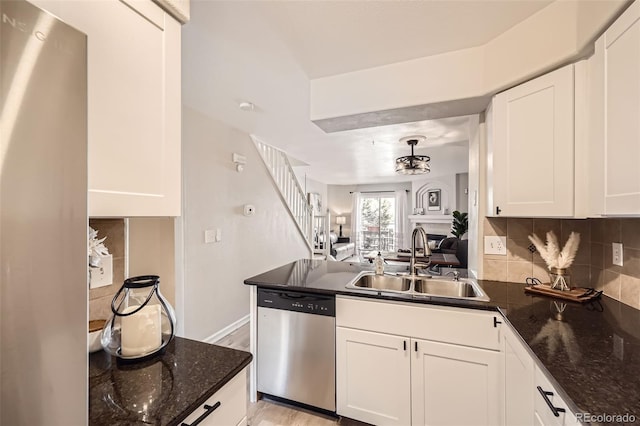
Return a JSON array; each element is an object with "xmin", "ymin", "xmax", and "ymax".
[
  {"xmin": 331, "ymin": 242, "xmax": 356, "ymax": 261},
  {"xmin": 432, "ymin": 237, "xmax": 468, "ymax": 268}
]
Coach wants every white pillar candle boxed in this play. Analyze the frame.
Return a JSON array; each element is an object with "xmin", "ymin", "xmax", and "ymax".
[{"xmin": 121, "ymin": 304, "xmax": 162, "ymax": 357}]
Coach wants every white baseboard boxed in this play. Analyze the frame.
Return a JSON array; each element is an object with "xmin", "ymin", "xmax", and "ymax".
[{"xmin": 204, "ymin": 314, "xmax": 250, "ymax": 344}]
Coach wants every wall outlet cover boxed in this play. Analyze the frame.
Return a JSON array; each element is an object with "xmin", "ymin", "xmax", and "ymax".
[
  {"xmin": 484, "ymin": 236, "xmax": 507, "ymax": 255},
  {"xmin": 612, "ymin": 242, "xmax": 623, "ymax": 266},
  {"xmin": 89, "ymin": 254, "xmax": 113, "ymax": 289}
]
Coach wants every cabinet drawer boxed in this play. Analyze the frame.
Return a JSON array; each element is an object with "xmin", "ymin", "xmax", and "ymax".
[
  {"xmin": 534, "ymin": 367, "xmax": 580, "ymax": 426},
  {"xmin": 180, "ymin": 369, "xmax": 247, "ymax": 426},
  {"xmin": 336, "ymin": 296, "xmax": 500, "ymax": 350}
]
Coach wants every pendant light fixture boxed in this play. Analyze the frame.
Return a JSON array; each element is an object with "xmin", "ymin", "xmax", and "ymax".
[{"xmin": 395, "ymin": 135, "xmax": 430, "ymax": 175}]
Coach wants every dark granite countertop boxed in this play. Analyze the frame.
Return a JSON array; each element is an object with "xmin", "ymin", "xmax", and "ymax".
[
  {"xmin": 245, "ymin": 259, "xmax": 640, "ymax": 420},
  {"xmin": 89, "ymin": 336, "xmax": 253, "ymax": 426}
]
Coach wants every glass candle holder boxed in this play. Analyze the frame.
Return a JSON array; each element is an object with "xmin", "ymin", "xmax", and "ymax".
[
  {"xmin": 102, "ymin": 275, "xmax": 176, "ymax": 362},
  {"xmin": 549, "ymin": 268, "xmax": 571, "ymax": 291}
]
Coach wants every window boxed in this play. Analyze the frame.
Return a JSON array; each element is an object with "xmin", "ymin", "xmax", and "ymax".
[{"xmin": 358, "ymin": 193, "xmax": 396, "ymax": 252}]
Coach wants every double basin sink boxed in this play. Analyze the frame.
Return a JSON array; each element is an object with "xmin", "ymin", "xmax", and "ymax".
[{"xmin": 346, "ymin": 272, "xmax": 490, "ymax": 302}]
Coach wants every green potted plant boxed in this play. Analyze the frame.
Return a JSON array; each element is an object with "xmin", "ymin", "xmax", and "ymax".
[{"xmin": 451, "ymin": 210, "xmax": 468, "ymax": 239}]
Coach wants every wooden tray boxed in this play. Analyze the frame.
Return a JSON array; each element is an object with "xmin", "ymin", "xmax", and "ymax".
[{"xmin": 525, "ymin": 283, "xmax": 602, "ymax": 303}]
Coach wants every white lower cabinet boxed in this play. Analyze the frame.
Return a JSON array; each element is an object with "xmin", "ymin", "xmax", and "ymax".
[
  {"xmin": 533, "ymin": 367, "xmax": 580, "ymax": 426},
  {"xmin": 503, "ymin": 324, "xmax": 535, "ymax": 426},
  {"xmin": 501, "ymin": 323, "xmax": 581, "ymax": 426},
  {"xmin": 180, "ymin": 368, "xmax": 247, "ymax": 426},
  {"xmin": 336, "ymin": 296, "xmax": 503, "ymax": 426},
  {"xmin": 336, "ymin": 327, "xmax": 411, "ymax": 426},
  {"xmin": 411, "ymin": 338, "xmax": 502, "ymax": 426}
]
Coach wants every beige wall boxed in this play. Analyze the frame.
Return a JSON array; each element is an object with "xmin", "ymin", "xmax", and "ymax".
[
  {"xmin": 129, "ymin": 217, "xmax": 176, "ymax": 306},
  {"xmin": 179, "ymin": 106, "xmax": 309, "ymax": 341},
  {"xmin": 483, "ymin": 217, "xmax": 640, "ymax": 310}
]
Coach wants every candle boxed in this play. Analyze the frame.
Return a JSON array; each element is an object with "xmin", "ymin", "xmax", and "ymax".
[{"xmin": 121, "ymin": 304, "xmax": 162, "ymax": 357}]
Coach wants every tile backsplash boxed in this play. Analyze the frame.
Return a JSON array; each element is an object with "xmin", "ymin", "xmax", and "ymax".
[
  {"xmin": 89, "ymin": 218, "xmax": 126, "ymax": 321},
  {"xmin": 483, "ymin": 217, "xmax": 640, "ymax": 310},
  {"xmin": 88, "ymin": 217, "xmax": 176, "ymax": 321}
]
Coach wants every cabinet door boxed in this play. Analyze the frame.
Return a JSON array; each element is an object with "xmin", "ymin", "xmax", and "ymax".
[
  {"xmin": 411, "ymin": 338, "xmax": 502, "ymax": 426},
  {"xmin": 503, "ymin": 325, "xmax": 534, "ymax": 426},
  {"xmin": 53, "ymin": 0, "xmax": 181, "ymax": 217},
  {"xmin": 534, "ymin": 366, "xmax": 580, "ymax": 426},
  {"xmin": 336, "ymin": 327, "xmax": 411, "ymax": 426},
  {"xmin": 490, "ymin": 64, "xmax": 574, "ymax": 217},
  {"xmin": 179, "ymin": 368, "xmax": 247, "ymax": 426},
  {"xmin": 602, "ymin": 1, "xmax": 640, "ymax": 214}
]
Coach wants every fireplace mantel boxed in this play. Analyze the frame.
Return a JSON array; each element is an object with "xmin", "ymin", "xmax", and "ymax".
[{"xmin": 408, "ymin": 214, "xmax": 453, "ymax": 224}]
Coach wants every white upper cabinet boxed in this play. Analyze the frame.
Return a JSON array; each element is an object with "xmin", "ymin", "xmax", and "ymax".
[
  {"xmin": 598, "ymin": 1, "xmax": 640, "ymax": 215},
  {"xmin": 488, "ymin": 64, "xmax": 577, "ymax": 217},
  {"xmin": 42, "ymin": 0, "xmax": 181, "ymax": 217}
]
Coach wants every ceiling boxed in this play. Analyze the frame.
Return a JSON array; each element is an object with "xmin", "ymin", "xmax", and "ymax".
[{"xmin": 183, "ymin": 0, "xmax": 553, "ymax": 185}]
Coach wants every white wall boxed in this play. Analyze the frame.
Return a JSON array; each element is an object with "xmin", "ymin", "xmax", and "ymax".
[
  {"xmin": 178, "ymin": 106, "xmax": 309, "ymax": 341},
  {"xmin": 310, "ymin": 0, "xmax": 627, "ymax": 121},
  {"xmin": 467, "ymin": 115, "xmax": 485, "ymax": 279},
  {"xmin": 411, "ymin": 174, "xmax": 456, "ymax": 215},
  {"xmin": 327, "ymin": 182, "xmax": 412, "ymax": 238}
]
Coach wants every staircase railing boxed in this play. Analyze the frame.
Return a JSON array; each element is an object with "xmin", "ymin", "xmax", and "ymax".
[{"xmin": 251, "ymin": 136, "xmax": 313, "ymax": 251}]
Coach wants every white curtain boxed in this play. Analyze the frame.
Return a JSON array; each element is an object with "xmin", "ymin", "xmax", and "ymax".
[
  {"xmin": 395, "ymin": 190, "xmax": 409, "ymax": 249},
  {"xmin": 350, "ymin": 192, "xmax": 362, "ymax": 252}
]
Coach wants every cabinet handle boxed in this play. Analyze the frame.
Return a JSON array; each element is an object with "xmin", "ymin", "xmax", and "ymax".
[
  {"xmin": 414, "ymin": 341, "xmax": 418, "ymax": 352},
  {"xmin": 403, "ymin": 340, "xmax": 407, "ymax": 351},
  {"xmin": 496, "ymin": 206, "xmax": 501, "ymax": 215},
  {"xmin": 182, "ymin": 401, "xmax": 221, "ymax": 426},
  {"xmin": 537, "ymin": 386, "xmax": 566, "ymax": 417},
  {"xmin": 493, "ymin": 317, "xmax": 502, "ymax": 327}
]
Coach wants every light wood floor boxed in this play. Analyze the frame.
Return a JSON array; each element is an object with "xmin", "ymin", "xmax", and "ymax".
[{"xmin": 214, "ymin": 323, "xmax": 371, "ymax": 426}]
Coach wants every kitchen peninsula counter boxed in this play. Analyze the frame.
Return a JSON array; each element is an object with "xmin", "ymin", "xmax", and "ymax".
[
  {"xmin": 245, "ymin": 259, "xmax": 640, "ymax": 421},
  {"xmin": 89, "ymin": 337, "xmax": 252, "ymax": 425}
]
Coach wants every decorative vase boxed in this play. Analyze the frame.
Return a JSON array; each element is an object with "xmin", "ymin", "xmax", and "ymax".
[
  {"xmin": 101, "ymin": 275, "xmax": 176, "ymax": 362},
  {"xmin": 549, "ymin": 268, "xmax": 571, "ymax": 291}
]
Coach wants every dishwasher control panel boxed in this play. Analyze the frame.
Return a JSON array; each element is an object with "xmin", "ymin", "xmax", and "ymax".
[{"xmin": 257, "ymin": 288, "xmax": 335, "ymax": 317}]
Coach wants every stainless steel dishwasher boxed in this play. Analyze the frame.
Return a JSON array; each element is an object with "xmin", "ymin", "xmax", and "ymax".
[{"xmin": 257, "ymin": 288, "xmax": 336, "ymax": 413}]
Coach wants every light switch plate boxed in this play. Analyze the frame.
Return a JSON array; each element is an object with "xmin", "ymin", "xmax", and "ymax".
[
  {"xmin": 612, "ymin": 242, "xmax": 623, "ymax": 266},
  {"xmin": 204, "ymin": 229, "xmax": 215, "ymax": 244},
  {"xmin": 484, "ymin": 236, "xmax": 507, "ymax": 255},
  {"xmin": 89, "ymin": 254, "xmax": 113, "ymax": 289}
]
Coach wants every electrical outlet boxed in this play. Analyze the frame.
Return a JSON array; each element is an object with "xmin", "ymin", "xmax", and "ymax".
[
  {"xmin": 613, "ymin": 242, "xmax": 624, "ymax": 266},
  {"xmin": 484, "ymin": 236, "xmax": 507, "ymax": 255},
  {"xmin": 89, "ymin": 254, "xmax": 113, "ymax": 289}
]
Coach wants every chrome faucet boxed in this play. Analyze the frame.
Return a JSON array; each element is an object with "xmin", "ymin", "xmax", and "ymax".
[{"xmin": 410, "ymin": 226, "xmax": 431, "ymax": 276}]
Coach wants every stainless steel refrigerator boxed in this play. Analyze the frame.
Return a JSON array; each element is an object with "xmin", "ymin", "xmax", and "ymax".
[{"xmin": 0, "ymin": 0, "xmax": 88, "ymax": 424}]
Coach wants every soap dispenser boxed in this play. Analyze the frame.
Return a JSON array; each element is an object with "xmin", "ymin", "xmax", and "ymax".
[{"xmin": 374, "ymin": 252, "xmax": 385, "ymax": 275}]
